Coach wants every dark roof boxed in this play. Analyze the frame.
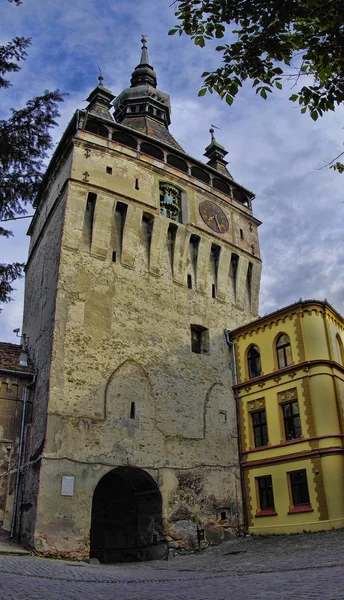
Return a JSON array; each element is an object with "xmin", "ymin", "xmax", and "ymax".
[
  {"xmin": 0, "ymin": 342, "xmax": 34, "ymax": 374},
  {"xmin": 121, "ymin": 116, "xmax": 184, "ymax": 152}
]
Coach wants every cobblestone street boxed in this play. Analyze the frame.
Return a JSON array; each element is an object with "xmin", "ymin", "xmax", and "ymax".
[{"xmin": 1, "ymin": 529, "xmax": 344, "ymax": 599}]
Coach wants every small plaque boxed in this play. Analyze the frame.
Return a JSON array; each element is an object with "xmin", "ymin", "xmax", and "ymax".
[{"xmin": 61, "ymin": 476, "xmax": 74, "ymax": 496}]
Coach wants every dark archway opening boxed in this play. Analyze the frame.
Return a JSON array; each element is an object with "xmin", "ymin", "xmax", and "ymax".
[{"xmin": 90, "ymin": 466, "xmax": 167, "ymax": 563}]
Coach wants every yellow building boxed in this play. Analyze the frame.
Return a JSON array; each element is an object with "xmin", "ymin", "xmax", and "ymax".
[{"xmin": 229, "ymin": 300, "xmax": 344, "ymax": 535}]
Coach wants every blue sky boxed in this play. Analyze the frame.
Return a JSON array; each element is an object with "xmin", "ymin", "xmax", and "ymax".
[{"xmin": 1, "ymin": 0, "xmax": 344, "ymax": 342}]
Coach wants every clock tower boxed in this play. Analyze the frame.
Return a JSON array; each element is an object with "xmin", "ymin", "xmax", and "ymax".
[{"xmin": 19, "ymin": 39, "xmax": 262, "ymax": 560}]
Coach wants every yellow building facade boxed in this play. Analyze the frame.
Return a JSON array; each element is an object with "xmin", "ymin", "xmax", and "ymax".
[{"xmin": 229, "ymin": 300, "xmax": 344, "ymax": 535}]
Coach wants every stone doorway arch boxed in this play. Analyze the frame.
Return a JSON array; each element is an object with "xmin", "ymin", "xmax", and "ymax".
[{"xmin": 90, "ymin": 466, "xmax": 167, "ymax": 562}]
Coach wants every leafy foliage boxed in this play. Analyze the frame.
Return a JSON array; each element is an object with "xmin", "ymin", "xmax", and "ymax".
[
  {"xmin": 170, "ymin": 1, "xmax": 344, "ymax": 121},
  {"xmin": 0, "ymin": 0, "xmax": 64, "ymax": 309}
]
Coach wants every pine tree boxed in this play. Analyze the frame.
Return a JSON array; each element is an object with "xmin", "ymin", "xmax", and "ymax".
[{"xmin": 0, "ymin": 1, "xmax": 64, "ymax": 308}]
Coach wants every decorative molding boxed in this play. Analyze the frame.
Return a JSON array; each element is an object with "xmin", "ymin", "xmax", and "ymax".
[
  {"xmin": 247, "ymin": 397, "xmax": 265, "ymax": 413},
  {"xmin": 278, "ymin": 388, "xmax": 297, "ymax": 404}
]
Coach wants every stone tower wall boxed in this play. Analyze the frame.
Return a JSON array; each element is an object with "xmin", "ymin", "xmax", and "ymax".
[{"xmin": 21, "ymin": 127, "xmax": 261, "ymax": 556}]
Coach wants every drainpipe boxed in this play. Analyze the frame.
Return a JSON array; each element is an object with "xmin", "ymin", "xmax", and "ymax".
[
  {"xmin": 224, "ymin": 331, "xmax": 248, "ymax": 534},
  {"xmin": 10, "ymin": 373, "xmax": 36, "ymax": 539}
]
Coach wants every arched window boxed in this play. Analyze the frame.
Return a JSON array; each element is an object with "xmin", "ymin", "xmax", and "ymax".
[
  {"xmin": 247, "ymin": 345, "xmax": 261, "ymax": 378},
  {"xmin": 191, "ymin": 166, "xmax": 210, "ymax": 184},
  {"xmin": 159, "ymin": 183, "xmax": 182, "ymax": 222},
  {"xmin": 112, "ymin": 131, "xmax": 137, "ymax": 149},
  {"xmin": 336, "ymin": 334, "xmax": 344, "ymax": 365},
  {"xmin": 141, "ymin": 142, "xmax": 164, "ymax": 161},
  {"xmin": 84, "ymin": 119, "xmax": 109, "ymax": 138},
  {"xmin": 167, "ymin": 154, "xmax": 188, "ymax": 173},
  {"xmin": 232, "ymin": 188, "xmax": 249, "ymax": 206},
  {"xmin": 213, "ymin": 178, "xmax": 231, "ymax": 195},
  {"xmin": 276, "ymin": 334, "xmax": 292, "ymax": 368}
]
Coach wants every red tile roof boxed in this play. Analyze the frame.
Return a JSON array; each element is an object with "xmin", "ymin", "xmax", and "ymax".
[{"xmin": 0, "ymin": 342, "xmax": 34, "ymax": 374}]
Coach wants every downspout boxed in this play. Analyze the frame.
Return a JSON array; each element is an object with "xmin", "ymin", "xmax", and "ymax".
[
  {"xmin": 11, "ymin": 373, "xmax": 36, "ymax": 539},
  {"xmin": 224, "ymin": 331, "xmax": 248, "ymax": 534}
]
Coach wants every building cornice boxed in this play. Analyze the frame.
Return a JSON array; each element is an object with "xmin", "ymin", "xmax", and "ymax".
[
  {"xmin": 228, "ymin": 299, "xmax": 344, "ymax": 339},
  {"xmin": 233, "ymin": 358, "xmax": 344, "ymax": 390},
  {"xmin": 241, "ymin": 445, "xmax": 344, "ymax": 469}
]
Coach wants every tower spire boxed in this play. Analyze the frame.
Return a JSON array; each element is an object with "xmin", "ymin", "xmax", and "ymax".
[
  {"xmin": 130, "ymin": 36, "xmax": 157, "ymax": 88},
  {"xmin": 113, "ymin": 38, "xmax": 183, "ymax": 151}
]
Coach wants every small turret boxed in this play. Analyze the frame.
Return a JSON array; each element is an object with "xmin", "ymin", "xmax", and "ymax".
[
  {"xmin": 85, "ymin": 75, "xmax": 115, "ymax": 122},
  {"xmin": 204, "ymin": 127, "xmax": 233, "ymax": 179}
]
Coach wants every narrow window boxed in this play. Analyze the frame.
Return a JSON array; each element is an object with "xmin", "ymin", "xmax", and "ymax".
[
  {"xmin": 130, "ymin": 402, "xmax": 135, "ymax": 420},
  {"xmin": 106, "ymin": 166, "xmax": 112, "ymax": 174},
  {"xmin": 167, "ymin": 223, "xmax": 178, "ymax": 275},
  {"xmin": 83, "ymin": 192, "xmax": 97, "ymax": 246},
  {"xmin": 189, "ymin": 234, "xmax": 200, "ymax": 285},
  {"xmin": 187, "ymin": 274, "xmax": 192, "ymax": 289},
  {"xmin": 114, "ymin": 201, "xmax": 128, "ymax": 257},
  {"xmin": 141, "ymin": 213, "xmax": 154, "ymax": 265},
  {"xmin": 257, "ymin": 476, "xmax": 275, "ymax": 511},
  {"xmin": 230, "ymin": 253, "xmax": 239, "ymax": 300},
  {"xmin": 211, "ymin": 244, "xmax": 221, "ymax": 297},
  {"xmin": 135, "ymin": 178, "xmax": 140, "ymax": 190},
  {"xmin": 112, "ymin": 251, "xmax": 117, "ymax": 263},
  {"xmin": 190, "ymin": 325, "xmax": 209, "ymax": 354},
  {"xmin": 247, "ymin": 345, "xmax": 261, "ymax": 378},
  {"xmin": 282, "ymin": 401, "xmax": 301, "ymax": 440},
  {"xmin": 276, "ymin": 334, "xmax": 292, "ymax": 368},
  {"xmin": 160, "ymin": 183, "xmax": 182, "ymax": 222},
  {"xmin": 240, "ymin": 228, "xmax": 244, "ymax": 239},
  {"xmin": 246, "ymin": 262, "xmax": 253, "ymax": 306},
  {"xmin": 220, "ymin": 511, "xmax": 227, "ymax": 520},
  {"xmin": 251, "ymin": 410, "xmax": 268, "ymax": 447},
  {"xmin": 289, "ymin": 470, "xmax": 310, "ymax": 506}
]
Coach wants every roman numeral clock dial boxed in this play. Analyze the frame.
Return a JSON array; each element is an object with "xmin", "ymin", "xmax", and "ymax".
[{"xmin": 199, "ymin": 200, "xmax": 229, "ymax": 234}]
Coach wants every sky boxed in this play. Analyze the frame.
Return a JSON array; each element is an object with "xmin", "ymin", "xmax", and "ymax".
[{"xmin": 1, "ymin": 0, "xmax": 343, "ymax": 343}]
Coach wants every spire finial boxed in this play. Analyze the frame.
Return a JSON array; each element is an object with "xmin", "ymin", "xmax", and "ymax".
[
  {"xmin": 96, "ymin": 63, "xmax": 104, "ymax": 86},
  {"xmin": 209, "ymin": 127, "xmax": 215, "ymax": 141},
  {"xmin": 140, "ymin": 35, "xmax": 149, "ymax": 65}
]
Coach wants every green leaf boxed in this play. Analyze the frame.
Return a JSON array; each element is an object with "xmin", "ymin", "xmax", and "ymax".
[
  {"xmin": 225, "ymin": 94, "xmax": 233, "ymax": 105},
  {"xmin": 198, "ymin": 88, "xmax": 207, "ymax": 97},
  {"xmin": 275, "ymin": 81, "xmax": 283, "ymax": 90},
  {"xmin": 260, "ymin": 89, "xmax": 267, "ymax": 100},
  {"xmin": 289, "ymin": 94, "xmax": 298, "ymax": 102},
  {"xmin": 168, "ymin": 29, "xmax": 178, "ymax": 36}
]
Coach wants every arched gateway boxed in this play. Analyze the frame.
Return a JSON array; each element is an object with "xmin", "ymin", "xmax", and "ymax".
[{"xmin": 90, "ymin": 466, "xmax": 167, "ymax": 562}]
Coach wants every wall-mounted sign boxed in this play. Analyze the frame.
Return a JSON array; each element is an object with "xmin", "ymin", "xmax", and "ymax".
[{"xmin": 61, "ymin": 476, "xmax": 75, "ymax": 496}]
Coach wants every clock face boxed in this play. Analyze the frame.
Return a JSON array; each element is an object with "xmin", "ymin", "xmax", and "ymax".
[{"xmin": 199, "ymin": 201, "xmax": 229, "ymax": 234}]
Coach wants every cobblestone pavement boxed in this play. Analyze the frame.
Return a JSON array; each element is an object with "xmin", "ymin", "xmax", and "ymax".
[{"xmin": 1, "ymin": 529, "xmax": 344, "ymax": 599}]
